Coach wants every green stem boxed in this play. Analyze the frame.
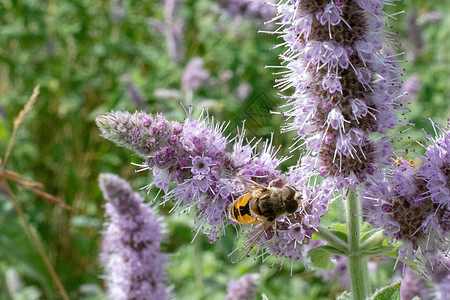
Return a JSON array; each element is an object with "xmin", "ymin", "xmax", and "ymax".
[
  {"xmin": 315, "ymin": 226, "xmax": 349, "ymax": 253},
  {"xmin": 346, "ymin": 189, "xmax": 370, "ymax": 300}
]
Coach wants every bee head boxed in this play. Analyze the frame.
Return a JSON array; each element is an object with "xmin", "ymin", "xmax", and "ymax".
[
  {"xmin": 284, "ymin": 198, "xmax": 299, "ymax": 213},
  {"xmin": 281, "ymin": 185, "xmax": 296, "ymax": 201}
]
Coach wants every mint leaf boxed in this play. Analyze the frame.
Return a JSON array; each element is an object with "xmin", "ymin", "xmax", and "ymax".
[{"xmin": 370, "ymin": 281, "xmax": 401, "ymax": 300}]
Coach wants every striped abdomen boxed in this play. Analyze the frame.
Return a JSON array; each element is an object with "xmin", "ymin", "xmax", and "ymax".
[{"xmin": 229, "ymin": 193, "xmax": 258, "ymax": 224}]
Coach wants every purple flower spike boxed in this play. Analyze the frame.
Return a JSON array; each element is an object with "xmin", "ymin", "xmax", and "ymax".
[
  {"xmin": 270, "ymin": 0, "xmax": 403, "ymax": 189},
  {"xmin": 96, "ymin": 107, "xmax": 328, "ymax": 262},
  {"xmin": 363, "ymin": 135, "xmax": 450, "ymax": 268},
  {"xmin": 419, "ymin": 122, "xmax": 450, "ymax": 209},
  {"xmin": 225, "ymin": 273, "xmax": 260, "ymax": 300},
  {"xmin": 99, "ymin": 173, "xmax": 170, "ymax": 300},
  {"xmin": 181, "ymin": 58, "xmax": 211, "ymax": 92},
  {"xmin": 397, "ymin": 266, "xmax": 426, "ymax": 300},
  {"xmin": 217, "ymin": 0, "xmax": 276, "ymax": 22},
  {"xmin": 96, "ymin": 108, "xmax": 287, "ymax": 243},
  {"xmin": 427, "ymin": 252, "xmax": 450, "ymax": 286},
  {"xmin": 434, "ymin": 273, "xmax": 450, "ymax": 300},
  {"xmin": 394, "ymin": 253, "xmax": 450, "ymax": 300},
  {"xmin": 96, "ymin": 111, "xmax": 181, "ymax": 159},
  {"xmin": 401, "ymin": 74, "xmax": 421, "ymax": 101}
]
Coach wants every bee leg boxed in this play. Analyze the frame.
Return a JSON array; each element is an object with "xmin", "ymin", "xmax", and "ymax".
[
  {"xmin": 240, "ymin": 177, "xmax": 267, "ymax": 190},
  {"xmin": 272, "ymin": 221, "xmax": 279, "ymax": 237},
  {"xmin": 285, "ymin": 183, "xmax": 299, "ymax": 191},
  {"xmin": 297, "ymin": 201, "xmax": 306, "ymax": 214},
  {"xmin": 268, "ymin": 179, "xmax": 281, "ymax": 188}
]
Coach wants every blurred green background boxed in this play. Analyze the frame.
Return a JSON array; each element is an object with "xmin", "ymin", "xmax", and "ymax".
[{"xmin": 0, "ymin": 0, "xmax": 448, "ymax": 299}]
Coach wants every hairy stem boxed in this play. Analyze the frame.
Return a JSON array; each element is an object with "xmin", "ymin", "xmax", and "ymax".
[{"xmin": 346, "ymin": 189, "xmax": 369, "ymax": 300}]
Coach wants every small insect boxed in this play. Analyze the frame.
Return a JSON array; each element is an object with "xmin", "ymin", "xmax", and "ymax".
[
  {"xmin": 228, "ymin": 178, "xmax": 302, "ymax": 263},
  {"xmin": 393, "ymin": 158, "xmax": 415, "ymax": 169},
  {"xmin": 369, "ymin": 256, "xmax": 386, "ymax": 262}
]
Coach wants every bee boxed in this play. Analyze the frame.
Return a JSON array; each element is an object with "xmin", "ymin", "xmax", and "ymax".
[{"xmin": 228, "ymin": 178, "xmax": 302, "ymax": 263}]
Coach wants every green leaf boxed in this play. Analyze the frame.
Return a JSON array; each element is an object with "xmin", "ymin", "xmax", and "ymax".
[
  {"xmin": 330, "ymin": 230, "xmax": 348, "ymax": 243},
  {"xmin": 370, "ymin": 281, "xmax": 401, "ymax": 300},
  {"xmin": 360, "ymin": 225, "xmax": 378, "ymax": 243},
  {"xmin": 360, "ymin": 230, "xmax": 387, "ymax": 251},
  {"xmin": 336, "ymin": 291, "xmax": 352, "ymax": 300},
  {"xmin": 329, "ymin": 223, "xmax": 347, "ymax": 232},
  {"xmin": 327, "ymin": 223, "xmax": 349, "ymax": 243},
  {"xmin": 307, "ymin": 245, "xmax": 344, "ymax": 270}
]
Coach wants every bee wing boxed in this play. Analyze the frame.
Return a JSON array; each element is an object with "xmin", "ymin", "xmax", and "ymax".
[
  {"xmin": 229, "ymin": 230, "xmax": 263, "ymax": 264},
  {"xmin": 229, "ymin": 222, "xmax": 273, "ymax": 264}
]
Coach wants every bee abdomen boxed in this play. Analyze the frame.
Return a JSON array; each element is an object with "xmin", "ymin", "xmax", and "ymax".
[
  {"xmin": 232, "ymin": 197, "xmax": 258, "ymax": 224},
  {"xmin": 239, "ymin": 202, "xmax": 251, "ymax": 216}
]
